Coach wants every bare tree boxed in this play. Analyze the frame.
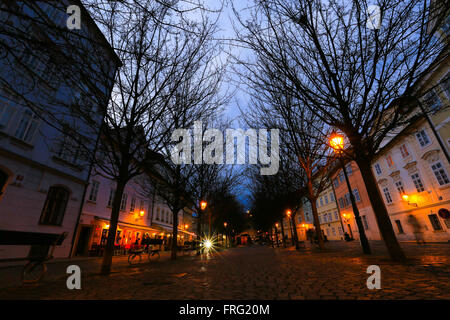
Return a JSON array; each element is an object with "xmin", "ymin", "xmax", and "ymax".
[{"xmin": 234, "ymin": 0, "xmax": 448, "ymax": 261}]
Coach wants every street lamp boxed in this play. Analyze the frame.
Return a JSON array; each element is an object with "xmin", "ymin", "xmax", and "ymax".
[
  {"xmin": 330, "ymin": 131, "xmax": 371, "ymax": 254},
  {"xmin": 223, "ymin": 222, "xmax": 228, "ymax": 247}
]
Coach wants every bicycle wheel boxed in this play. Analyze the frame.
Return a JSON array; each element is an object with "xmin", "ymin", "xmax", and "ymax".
[
  {"xmin": 148, "ymin": 251, "xmax": 160, "ymax": 262},
  {"xmin": 21, "ymin": 261, "xmax": 47, "ymax": 284},
  {"xmin": 128, "ymin": 254, "xmax": 142, "ymax": 265}
]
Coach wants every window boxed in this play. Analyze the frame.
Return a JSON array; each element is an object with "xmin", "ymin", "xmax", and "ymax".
[
  {"xmin": 344, "ymin": 193, "xmax": 351, "ymax": 207},
  {"xmin": 330, "ymin": 192, "xmax": 335, "ymax": 202},
  {"xmin": 130, "ymin": 197, "xmax": 136, "ymax": 213},
  {"xmin": 399, "ymin": 144, "xmax": 409, "ymax": 158},
  {"xmin": 395, "ymin": 180, "xmax": 405, "ymax": 195},
  {"xmin": 431, "ymin": 162, "xmax": 449, "ymax": 186},
  {"xmin": 0, "ymin": 95, "xmax": 16, "ymax": 130},
  {"xmin": 339, "ymin": 197, "xmax": 345, "ymax": 208},
  {"xmin": 345, "ymin": 163, "xmax": 352, "ymax": 175},
  {"xmin": 320, "ymin": 215, "xmax": 324, "ymax": 223},
  {"xmin": 324, "ymin": 194, "xmax": 328, "ymax": 204},
  {"xmin": 416, "ymin": 129, "xmax": 431, "ymax": 147},
  {"xmin": 319, "ymin": 197, "xmax": 323, "ymax": 206},
  {"xmin": 395, "ymin": 220, "xmax": 404, "ymax": 234},
  {"xmin": 120, "ymin": 193, "xmax": 127, "ymax": 211},
  {"xmin": 362, "ymin": 215, "xmax": 369, "ymax": 230},
  {"xmin": 338, "ymin": 226, "xmax": 343, "ymax": 235},
  {"xmin": 39, "ymin": 186, "xmax": 69, "ymax": 225},
  {"xmin": 411, "ymin": 173, "xmax": 425, "ymax": 192},
  {"xmin": 88, "ymin": 181, "xmax": 99, "ymax": 202},
  {"xmin": 386, "ymin": 155, "xmax": 394, "ymax": 168},
  {"xmin": 14, "ymin": 109, "xmax": 40, "ymax": 143},
  {"xmin": 328, "ymin": 212, "xmax": 332, "ymax": 221},
  {"xmin": 383, "ymin": 187, "xmax": 393, "ymax": 204},
  {"xmin": 107, "ymin": 188, "xmax": 115, "ymax": 207},
  {"xmin": 55, "ymin": 134, "xmax": 83, "ymax": 165},
  {"xmin": 334, "ymin": 211, "xmax": 338, "ymax": 220},
  {"xmin": 332, "ymin": 227, "xmax": 336, "ymax": 236},
  {"xmin": 441, "ymin": 72, "xmax": 450, "ymax": 98},
  {"xmin": 374, "ymin": 163, "xmax": 382, "ymax": 175},
  {"xmin": 428, "ymin": 214, "xmax": 443, "ymax": 231},
  {"xmin": 353, "ymin": 188, "xmax": 361, "ymax": 202},
  {"xmin": 338, "ymin": 171, "xmax": 344, "ymax": 183},
  {"xmin": 334, "ymin": 178, "xmax": 339, "ymax": 188},
  {"xmin": 422, "ymin": 90, "xmax": 441, "ymax": 113}
]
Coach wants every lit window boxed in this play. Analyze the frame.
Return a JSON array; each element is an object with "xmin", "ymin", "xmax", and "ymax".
[
  {"xmin": 431, "ymin": 162, "xmax": 449, "ymax": 186},
  {"xmin": 383, "ymin": 187, "xmax": 393, "ymax": 204},
  {"xmin": 88, "ymin": 181, "xmax": 99, "ymax": 202},
  {"xmin": 399, "ymin": 144, "xmax": 409, "ymax": 158},
  {"xmin": 411, "ymin": 173, "xmax": 425, "ymax": 192},
  {"xmin": 374, "ymin": 163, "xmax": 382, "ymax": 175},
  {"xmin": 416, "ymin": 129, "xmax": 431, "ymax": 147}
]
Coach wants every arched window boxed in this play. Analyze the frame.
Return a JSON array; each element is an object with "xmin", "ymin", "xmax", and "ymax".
[
  {"xmin": 39, "ymin": 186, "xmax": 70, "ymax": 225},
  {"xmin": 0, "ymin": 169, "xmax": 8, "ymax": 196}
]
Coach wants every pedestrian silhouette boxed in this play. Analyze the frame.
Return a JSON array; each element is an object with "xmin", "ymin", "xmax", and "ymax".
[{"xmin": 407, "ymin": 214, "xmax": 425, "ymax": 244}]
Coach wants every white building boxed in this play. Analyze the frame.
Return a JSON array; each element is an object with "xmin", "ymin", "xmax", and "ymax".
[{"xmin": 0, "ymin": 1, "xmax": 120, "ymax": 259}]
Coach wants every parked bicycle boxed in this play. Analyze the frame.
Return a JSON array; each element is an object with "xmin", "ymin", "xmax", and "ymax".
[{"xmin": 128, "ymin": 246, "xmax": 160, "ymax": 265}]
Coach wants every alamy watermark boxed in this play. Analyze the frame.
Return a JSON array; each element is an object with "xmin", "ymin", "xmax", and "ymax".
[
  {"xmin": 366, "ymin": 265, "xmax": 381, "ymax": 289},
  {"xmin": 170, "ymin": 121, "xmax": 279, "ymax": 175}
]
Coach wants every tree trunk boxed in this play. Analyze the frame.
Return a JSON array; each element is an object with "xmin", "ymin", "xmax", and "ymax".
[
  {"xmin": 310, "ymin": 197, "xmax": 325, "ymax": 250},
  {"xmin": 100, "ymin": 178, "xmax": 126, "ymax": 275},
  {"xmin": 292, "ymin": 213, "xmax": 300, "ymax": 249},
  {"xmin": 196, "ymin": 210, "xmax": 202, "ymax": 255},
  {"xmin": 279, "ymin": 220, "xmax": 286, "ymax": 248},
  {"xmin": 171, "ymin": 209, "xmax": 179, "ymax": 260},
  {"xmin": 355, "ymin": 156, "xmax": 406, "ymax": 261}
]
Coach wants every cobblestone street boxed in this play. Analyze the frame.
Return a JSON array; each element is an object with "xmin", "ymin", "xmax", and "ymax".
[{"xmin": 0, "ymin": 241, "xmax": 449, "ymax": 300}]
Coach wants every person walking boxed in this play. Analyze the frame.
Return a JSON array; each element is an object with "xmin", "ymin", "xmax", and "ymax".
[{"xmin": 407, "ymin": 214, "xmax": 426, "ymax": 244}]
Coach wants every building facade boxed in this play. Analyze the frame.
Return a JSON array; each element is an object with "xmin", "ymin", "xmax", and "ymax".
[
  {"xmin": 0, "ymin": 1, "xmax": 119, "ymax": 259},
  {"xmin": 316, "ymin": 185, "xmax": 345, "ymax": 240}
]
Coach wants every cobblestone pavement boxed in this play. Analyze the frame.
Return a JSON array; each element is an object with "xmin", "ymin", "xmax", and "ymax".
[{"xmin": 0, "ymin": 241, "xmax": 449, "ymax": 300}]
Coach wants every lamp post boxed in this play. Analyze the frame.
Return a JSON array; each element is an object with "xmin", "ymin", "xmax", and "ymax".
[
  {"xmin": 330, "ymin": 131, "xmax": 371, "ymax": 254},
  {"xmin": 200, "ymin": 200, "xmax": 209, "ymax": 236}
]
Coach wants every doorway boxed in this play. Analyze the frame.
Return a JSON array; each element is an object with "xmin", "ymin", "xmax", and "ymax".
[{"xmin": 76, "ymin": 226, "xmax": 92, "ymax": 256}]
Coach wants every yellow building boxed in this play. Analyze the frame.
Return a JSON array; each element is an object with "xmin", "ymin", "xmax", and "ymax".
[
  {"xmin": 316, "ymin": 185, "xmax": 345, "ymax": 240},
  {"xmin": 372, "ymin": 51, "xmax": 450, "ymax": 242}
]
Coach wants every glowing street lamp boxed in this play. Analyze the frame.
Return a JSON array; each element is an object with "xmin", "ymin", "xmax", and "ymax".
[
  {"xmin": 139, "ymin": 210, "xmax": 145, "ymax": 217},
  {"xmin": 200, "ymin": 200, "xmax": 207, "ymax": 210},
  {"xmin": 330, "ymin": 131, "xmax": 344, "ymax": 154},
  {"xmin": 185, "ymin": 224, "xmax": 189, "ymax": 229},
  {"xmin": 223, "ymin": 222, "xmax": 227, "ymax": 228}
]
